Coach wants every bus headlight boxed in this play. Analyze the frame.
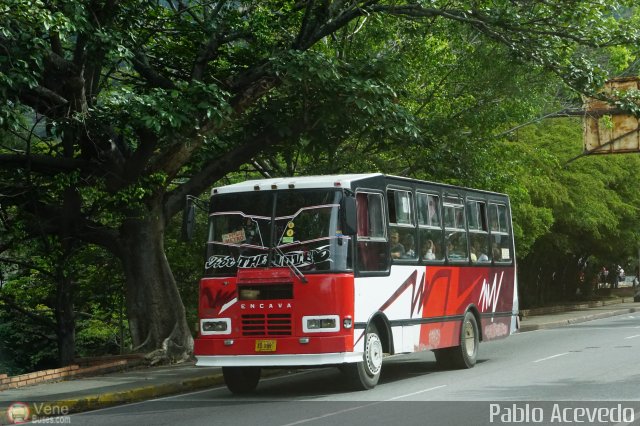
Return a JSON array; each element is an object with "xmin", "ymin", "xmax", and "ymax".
[
  {"xmin": 302, "ymin": 315, "xmax": 340, "ymax": 333},
  {"xmin": 200, "ymin": 318, "xmax": 231, "ymax": 335}
]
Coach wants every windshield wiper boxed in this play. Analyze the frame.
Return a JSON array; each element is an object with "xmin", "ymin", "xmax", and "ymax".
[{"xmin": 273, "ymin": 246, "xmax": 308, "ymax": 284}]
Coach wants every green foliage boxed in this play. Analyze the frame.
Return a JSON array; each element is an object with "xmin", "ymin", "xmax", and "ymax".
[
  {"xmin": 228, "ymin": 47, "xmax": 419, "ymax": 176},
  {"xmin": 75, "ymin": 317, "xmax": 124, "ymax": 358},
  {"xmin": 0, "ymin": 228, "xmax": 129, "ymax": 374},
  {"xmin": 0, "ymin": 314, "xmax": 57, "ymax": 375},
  {"xmin": 496, "ymin": 118, "xmax": 640, "ymax": 307},
  {"xmin": 97, "ymin": 81, "xmax": 232, "ymax": 136}
]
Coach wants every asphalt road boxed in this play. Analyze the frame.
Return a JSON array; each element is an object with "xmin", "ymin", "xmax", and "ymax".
[{"xmin": 71, "ymin": 313, "xmax": 640, "ymax": 426}]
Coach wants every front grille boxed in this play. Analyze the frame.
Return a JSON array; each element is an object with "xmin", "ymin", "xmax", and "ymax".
[{"xmin": 241, "ymin": 314, "xmax": 292, "ymax": 336}]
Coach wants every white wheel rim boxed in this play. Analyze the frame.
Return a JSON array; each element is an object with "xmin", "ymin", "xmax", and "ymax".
[
  {"xmin": 464, "ymin": 319, "xmax": 476, "ymax": 357},
  {"xmin": 365, "ymin": 333, "xmax": 383, "ymax": 375}
]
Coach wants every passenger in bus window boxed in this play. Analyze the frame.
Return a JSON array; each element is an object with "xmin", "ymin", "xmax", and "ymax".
[
  {"xmin": 446, "ymin": 233, "xmax": 467, "ymax": 260},
  {"xmin": 423, "ymin": 239, "xmax": 436, "ymax": 260},
  {"xmin": 477, "ymin": 244, "xmax": 489, "ymax": 263},
  {"xmin": 471, "ymin": 241, "xmax": 489, "ymax": 263},
  {"xmin": 470, "ymin": 246, "xmax": 478, "ymax": 263},
  {"xmin": 390, "ymin": 229, "xmax": 405, "ymax": 259},
  {"xmin": 446, "ymin": 240, "xmax": 454, "ymax": 258},
  {"xmin": 492, "ymin": 242, "xmax": 502, "ymax": 261},
  {"xmin": 402, "ymin": 234, "xmax": 416, "ymax": 259}
]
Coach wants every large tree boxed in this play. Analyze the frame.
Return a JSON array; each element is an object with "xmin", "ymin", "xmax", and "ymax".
[{"xmin": 1, "ymin": 0, "xmax": 638, "ymax": 361}]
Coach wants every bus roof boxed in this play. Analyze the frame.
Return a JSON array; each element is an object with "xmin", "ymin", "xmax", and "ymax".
[
  {"xmin": 211, "ymin": 174, "xmax": 383, "ymax": 195},
  {"xmin": 211, "ymin": 173, "xmax": 508, "ymax": 199}
]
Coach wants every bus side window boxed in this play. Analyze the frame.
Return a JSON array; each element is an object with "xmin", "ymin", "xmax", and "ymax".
[
  {"xmin": 467, "ymin": 200, "xmax": 490, "ymax": 263},
  {"xmin": 388, "ymin": 189, "xmax": 416, "ymax": 261},
  {"xmin": 418, "ymin": 193, "xmax": 444, "ymax": 262},
  {"xmin": 356, "ymin": 192, "xmax": 388, "ymax": 272},
  {"xmin": 489, "ymin": 203, "xmax": 511, "ymax": 263},
  {"xmin": 387, "ymin": 189, "xmax": 413, "ymax": 226},
  {"xmin": 444, "ymin": 196, "xmax": 468, "ymax": 261}
]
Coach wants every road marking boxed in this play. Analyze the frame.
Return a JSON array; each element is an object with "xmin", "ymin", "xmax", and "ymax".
[
  {"xmin": 385, "ymin": 385, "xmax": 447, "ymax": 401},
  {"xmin": 560, "ymin": 327, "xmax": 639, "ymax": 330},
  {"xmin": 281, "ymin": 385, "xmax": 447, "ymax": 425},
  {"xmin": 624, "ymin": 334, "xmax": 640, "ymax": 339},
  {"xmin": 533, "ymin": 352, "xmax": 569, "ymax": 363},
  {"xmin": 281, "ymin": 402, "xmax": 382, "ymax": 426}
]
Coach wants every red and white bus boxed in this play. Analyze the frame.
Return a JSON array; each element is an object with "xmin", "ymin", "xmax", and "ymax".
[{"xmin": 191, "ymin": 174, "xmax": 518, "ymax": 393}]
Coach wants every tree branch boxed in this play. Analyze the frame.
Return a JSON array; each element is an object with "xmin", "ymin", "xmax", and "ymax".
[
  {"xmin": 18, "ymin": 86, "xmax": 69, "ymax": 117},
  {"xmin": 132, "ymin": 51, "xmax": 177, "ymax": 90},
  {"xmin": 295, "ymin": 1, "xmax": 377, "ymax": 50},
  {"xmin": 0, "ymin": 295, "xmax": 55, "ymax": 329},
  {"xmin": 0, "ymin": 154, "xmax": 92, "ymax": 174},
  {"xmin": 0, "ymin": 257, "xmax": 56, "ymax": 279},
  {"xmin": 164, "ymin": 120, "xmax": 306, "ymax": 219}
]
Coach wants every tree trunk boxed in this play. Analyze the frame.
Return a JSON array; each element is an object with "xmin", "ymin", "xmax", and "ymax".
[
  {"xmin": 56, "ymin": 187, "xmax": 79, "ymax": 366},
  {"xmin": 119, "ymin": 205, "xmax": 193, "ymax": 362},
  {"xmin": 55, "ymin": 273, "xmax": 76, "ymax": 366}
]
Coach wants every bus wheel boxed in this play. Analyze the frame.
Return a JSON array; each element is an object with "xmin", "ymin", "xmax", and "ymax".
[
  {"xmin": 344, "ymin": 324, "xmax": 383, "ymax": 390},
  {"xmin": 450, "ymin": 311, "xmax": 479, "ymax": 369},
  {"xmin": 222, "ymin": 367, "xmax": 261, "ymax": 394}
]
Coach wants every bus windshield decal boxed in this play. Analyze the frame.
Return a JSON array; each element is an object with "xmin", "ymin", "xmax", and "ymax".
[
  {"xmin": 221, "ymin": 230, "xmax": 246, "ymax": 244},
  {"xmin": 205, "ymin": 245, "xmax": 332, "ymax": 270}
]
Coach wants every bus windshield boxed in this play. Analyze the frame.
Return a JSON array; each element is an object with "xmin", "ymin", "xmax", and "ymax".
[{"xmin": 205, "ymin": 189, "xmax": 352, "ymax": 276}]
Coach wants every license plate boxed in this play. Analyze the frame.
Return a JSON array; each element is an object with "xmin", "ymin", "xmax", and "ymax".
[{"xmin": 255, "ymin": 340, "xmax": 276, "ymax": 352}]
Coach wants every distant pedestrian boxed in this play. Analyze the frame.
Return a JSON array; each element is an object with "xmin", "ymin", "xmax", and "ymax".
[
  {"xmin": 609, "ymin": 265, "xmax": 618, "ymax": 289},
  {"xmin": 617, "ymin": 265, "xmax": 625, "ymax": 288},
  {"xmin": 601, "ymin": 267, "xmax": 609, "ymax": 289}
]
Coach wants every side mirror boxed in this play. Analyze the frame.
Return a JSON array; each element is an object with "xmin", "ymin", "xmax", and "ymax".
[
  {"xmin": 181, "ymin": 197, "xmax": 196, "ymax": 242},
  {"xmin": 342, "ymin": 195, "xmax": 357, "ymax": 236}
]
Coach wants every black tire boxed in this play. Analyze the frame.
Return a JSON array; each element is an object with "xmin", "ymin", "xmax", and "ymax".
[
  {"xmin": 449, "ymin": 311, "xmax": 479, "ymax": 369},
  {"xmin": 222, "ymin": 367, "xmax": 261, "ymax": 394},
  {"xmin": 343, "ymin": 324, "xmax": 383, "ymax": 390}
]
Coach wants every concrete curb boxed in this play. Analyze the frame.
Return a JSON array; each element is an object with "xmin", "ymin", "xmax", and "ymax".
[
  {"xmin": 518, "ymin": 306, "xmax": 638, "ymax": 332},
  {"xmin": 0, "ymin": 373, "xmax": 226, "ymax": 420},
  {"xmin": 61, "ymin": 373, "xmax": 226, "ymax": 413},
  {"xmin": 0, "ymin": 369, "xmax": 291, "ymax": 420},
  {"xmin": 519, "ymin": 298, "xmax": 629, "ymax": 318}
]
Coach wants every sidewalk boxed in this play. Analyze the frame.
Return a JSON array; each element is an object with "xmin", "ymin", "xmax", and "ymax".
[
  {"xmin": 1, "ymin": 299, "xmax": 638, "ymax": 419},
  {"xmin": 0, "ymin": 363, "xmax": 227, "ymax": 416},
  {"xmin": 518, "ymin": 298, "xmax": 638, "ymax": 331}
]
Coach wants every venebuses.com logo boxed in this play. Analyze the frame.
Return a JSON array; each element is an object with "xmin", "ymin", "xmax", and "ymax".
[
  {"xmin": 5, "ymin": 402, "xmax": 30, "ymax": 424},
  {"xmin": 3, "ymin": 402, "xmax": 71, "ymax": 424}
]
